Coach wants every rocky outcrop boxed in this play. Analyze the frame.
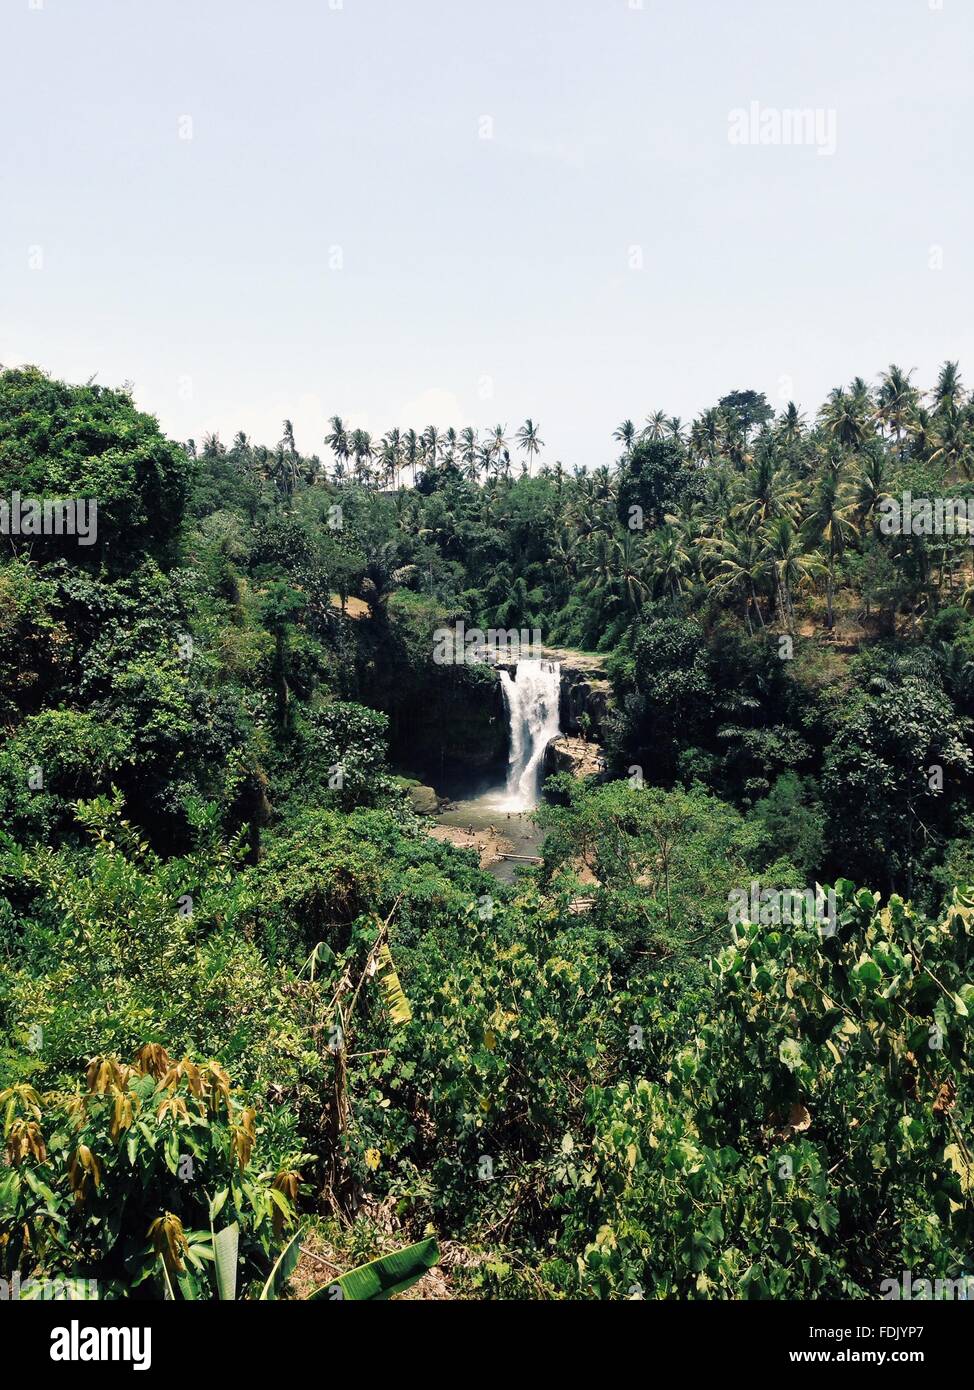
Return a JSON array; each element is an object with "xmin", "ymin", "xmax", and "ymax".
[
  {"xmin": 543, "ymin": 735, "xmax": 606, "ymax": 781},
  {"xmin": 559, "ymin": 671, "xmax": 611, "ymax": 741},
  {"xmin": 389, "ymin": 665, "xmax": 508, "ymax": 775},
  {"xmin": 492, "ymin": 645, "xmax": 613, "ymax": 744},
  {"xmin": 405, "ymin": 782, "xmax": 444, "ymax": 815}
]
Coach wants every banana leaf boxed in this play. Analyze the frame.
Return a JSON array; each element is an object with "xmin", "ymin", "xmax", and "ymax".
[
  {"xmin": 260, "ymin": 1227, "xmax": 303, "ymax": 1300},
  {"xmin": 310, "ymin": 1237, "xmax": 438, "ymax": 1301},
  {"xmin": 375, "ymin": 942, "xmax": 412, "ymax": 1026},
  {"xmin": 212, "ymin": 1222, "xmax": 239, "ymax": 1301}
]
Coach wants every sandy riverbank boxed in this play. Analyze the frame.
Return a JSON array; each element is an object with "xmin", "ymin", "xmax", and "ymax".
[{"xmin": 425, "ymin": 823, "xmax": 514, "ymax": 868}]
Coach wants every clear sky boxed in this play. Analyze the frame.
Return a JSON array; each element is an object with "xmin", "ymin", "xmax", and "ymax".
[{"xmin": 2, "ymin": 0, "xmax": 972, "ymax": 469}]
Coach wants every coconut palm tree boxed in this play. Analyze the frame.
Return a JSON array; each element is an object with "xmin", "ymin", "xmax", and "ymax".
[
  {"xmin": 422, "ymin": 426, "xmax": 442, "ymax": 478},
  {"xmin": 385, "ymin": 427, "xmax": 403, "ymax": 487},
  {"xmin": 613, "ymin": 419, "xmax": 636, "ymax": 456},
  {"xmin": 579, "ymin": 531, "xmax": 616, "ymax": 620},
  {"xmin": 777, "ymin": 401, "xmax": 806, "ymax": 446},
  {"xmin": 403, "ymin": 429, "xmax": 420, "ymax": 486},
  {"xmin": 931, "ymin": 360, "xmax": 965, "ymax": 416},
  {"xmin": 876, "ymin": 364, "xmax": 919, "ymax": 455},
  {"xmin": 761, "ymin": 516, "xmax": 818, "ymax": 632},
  {"xmin": 649, "ymin": 524, "xmax": 692, "ymax": 601},
  {"xmin": 442, "ymin": 427, "xmax": 458, "ymax": 468},
  {"xmin": 325, "ymin": 416, "xmax": 350, "ymax": 476},
  {"xmin": 704, "ymin": 527, "xmax": 768, "ymax": 633},
  {"xmin": 589, "ymin": 465, "xmax": 616, "ymax": 507},
  {"xmin": 910, "ymin": 407, "xmax": 937, "ymax": 463},
  {"xmin": 689, "ymin": 408, "xmax": 725, "ymax": 465},
  {"xmin": 930, "ymin": 409, "xmax": 973, "ymax": 477},
  {"xmin": 349, "ymin": 429, "xmax": 374, "ymax": 485},
  {"xmin": 377, "ymin": 434, "xmax": 399, "ymax": 489},
  {"xmin": 515, "ymin": 418, "xmax": 544, "ymax": 476},
  {"xmin": 270, "ymin": 446, "xmax": 299, "ymax": 501},
  {"xmin": 733, "ymin": 449, "xmax": 800, "ymax": 533},
  {"xmin": 612, "ymin": 531, "xmax": 649, "ymax": 612},
  {"xmin": 854, "ymin": 451, "xmax": 890, "ymax": 541},
  {"xmin": 459, "ymin": 427, "xmax": 478, "ymax": 481},
  {"xmin": 802, "ymin": 462, "xmax": 857, "ymax": 629},
  {"xmin": 643, "ymin": 410, "xmax": 667, "ymax": 443},
  {"xmin": 476, "ymin": 440, "xmax": 495, "ymax": 484},
  {"xmin": 821, "ymin": 385, "xmax": 870, "ymax": 452}
]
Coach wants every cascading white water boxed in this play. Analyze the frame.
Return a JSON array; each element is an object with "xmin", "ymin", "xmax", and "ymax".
[{"xmin": 496, "ymin": 659, "xmax": 562, "ymax": 811}]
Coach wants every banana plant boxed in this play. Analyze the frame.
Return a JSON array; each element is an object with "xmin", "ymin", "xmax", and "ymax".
[
  {"xmin": 203, "ymin": 1227, "xmax": 437, "ymax": 1301},
  {"xmin": 308, "ymin": 1237, "xmax": 438, "ymax": 1301}
]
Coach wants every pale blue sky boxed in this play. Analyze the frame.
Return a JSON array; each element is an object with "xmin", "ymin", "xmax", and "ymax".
[{"xmin": 2, "ymin": 0, "xmax": 972, "ymax": 467}]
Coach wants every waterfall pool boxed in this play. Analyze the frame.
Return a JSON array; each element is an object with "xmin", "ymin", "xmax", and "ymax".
[
  {"xmin": 428, "ymin": 659, "xmax": 562, "ymax": 883},
  {"xmin": 432, "ymin": 795, "xmax": 544, "ymax": 884}
]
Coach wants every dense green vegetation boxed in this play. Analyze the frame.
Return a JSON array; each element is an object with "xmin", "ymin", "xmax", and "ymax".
[{"xmin": 2, "ymin": 363, "xmax": 973, "ymax": 1298}]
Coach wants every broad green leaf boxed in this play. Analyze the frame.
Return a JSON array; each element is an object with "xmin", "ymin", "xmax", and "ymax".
[
  {"xmin": 212, "ymin": 1222, "xmax": 239, "ymax": 1302},
  {"xmin": 376, "ymin": 943, "xmax": 412, "ymax": 1026},
  {"xmin": 260, "ymin": 1227, "xmax": 304, "ymax": 1301},
  {"xmin": 310, "ymin": 1237, "xmax": 438, "ymax": 1301}
]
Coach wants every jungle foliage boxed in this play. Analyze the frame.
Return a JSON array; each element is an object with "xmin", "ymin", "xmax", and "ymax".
[{"xmin": 2, "ymin": 365, "xmax": 973, "ymax": 1298}]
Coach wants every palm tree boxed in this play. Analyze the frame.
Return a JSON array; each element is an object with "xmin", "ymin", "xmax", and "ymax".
[
  {"xmin": 443, "ymin": 427, "xmax": 458, "ymax": 468},
  {"xmin": 270, "ymin": 446, "xmax": 299, "ymax": 501},
  {"xmin": 490, "ymin": 424, "xmax": 509, "ymax": 467},
  {"xmin": 689, "ymin": 408, "xmax": 725, "ymax": 465},
  {"xmin": 515, "ymin": 419, "xmax": 544, "ymax": 476},
  {"xmin": 459, "ymin": 427, "xmax": 478, "ymax": 481},
  {"xmin": 930, "ymin": 409, "xmax": 973, "ymax": 477},
  {"xmin": 613, "ymin": 532, "xmax": 649, "ymax": 612},
  {"xmin": 733, "ymin": 449, "xmax": 800, "ymax": 533},
  {"xmin": 876, "ymin": 364, "xmax": 919, "ymax": 455},
  {"xmin": 821, "ymin": 385, "xmax": 870, "ymax": 451},
  {"xmin": 579, "ymin": 531, "xmax": 616, "ymax": 619},
  {"xmin": 643, "ymin": 410, "xmax": 667, "ymax": 443},
  {"xmin": 910, "ymin": 407, "xmax": 937, "ymax": 463},
  {"xmin": 931, "ymin": 360, "xmax": 965, "ymax": 416},
  {"xmin": 422, "ymin": 425, "xmax": 442, "ymax": 478},
  {"xmin": 547, "ymin": 525, "xmax": 578, "ymax": 599},
  {"xmin": 613, "ymin": 419, "xmax": 636, "ymax": 456},
  {"xmin": 649, "ymin": 524, "xmax": 692, "ymax": 601},
  {"xmin": 403, "ymin": 429, "xmax": 420, "ymax": 486},
  {"xmin": 476, "ymin": 439, "xmax": 495, "ymax": 484},
  {"xmin": 777, "ymin": 401, "xmax": 806, "ymax": 446},
  {"xmin": 349, "ymin": 429, "xmax": 374, "ymax": 485},
  {"xmin": 705, "ymin": 527, "xmax": 768, "ymax": 632},
  {"xmin": 802, "ymin": 462, "xmax": 857, "ymax": 629},
  {"xmin": 325, "ymin": 416, "xmax": 350, "ymax": 476},
  {"xmin": 761, "ymin": 517, "xmax": 818, "ymax": 632},
  {"xmin": 377, "ymin": 434, "xmax": 398, "ymax": 489},
  {"xmin": 386, "ymin": 427, "xmax": 403, "ymax": 487},
  {"xmin": 854, "ymin": 451, "xmax": 889, "ymax": 540},
  {"xmin": 589, "ymin": 464, "xmax": 616, "ymax": 506}
]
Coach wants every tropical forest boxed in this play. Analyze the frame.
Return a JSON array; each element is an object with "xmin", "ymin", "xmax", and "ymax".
[{"xmin": 2, "ymin": 360, "xmax": 974, "ymax": 1303}]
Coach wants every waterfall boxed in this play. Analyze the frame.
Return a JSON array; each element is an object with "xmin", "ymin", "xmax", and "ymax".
[{"xmin": 496, "ymin": 659, "xmax": 562, "ymax": 811}]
